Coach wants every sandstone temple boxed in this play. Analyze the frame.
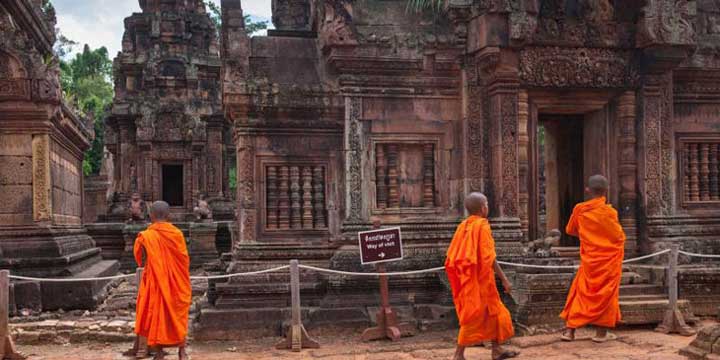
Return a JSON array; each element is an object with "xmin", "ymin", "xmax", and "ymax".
[{"xmin": 1, "ymin": 0, "xmax": 720, "ymax": 341}]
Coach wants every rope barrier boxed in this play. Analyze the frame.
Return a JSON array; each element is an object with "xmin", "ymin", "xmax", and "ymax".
[
  {"xmin": 8, "ymin": 273, "xmax": 134, "ymax": 282},
  {"xmin": 621, "ymin": 249, "xmax": 671, "ymax": 263},
  {"xmin": 497, "ymin": 261, "xmax": 578, "ymax": 269},
  {"xmin": 190, "ymin": 265, "xmax": 290, "ymax": 280},
  {"xmin": 298, "ymin": 265, "xmax": 446, "ymax": 277},
  {"xmin": 679, "ymin": 250, "xmax": 720, "ymax": 259},
  {"xmin": 1, "ymin": 248, "xmax": 710, "ymax": 282}
]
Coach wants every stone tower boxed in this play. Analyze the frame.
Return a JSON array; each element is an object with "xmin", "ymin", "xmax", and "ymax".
[{"xmin": 106, "ymin": 0, "xmax": 232, "ymax": 221}]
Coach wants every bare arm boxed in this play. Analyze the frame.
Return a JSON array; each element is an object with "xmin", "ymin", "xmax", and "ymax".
[{"xmin": 494, "ymin": 260, "xmax": 512, "ymax": 294}]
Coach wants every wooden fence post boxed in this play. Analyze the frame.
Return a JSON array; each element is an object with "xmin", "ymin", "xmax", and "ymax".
[
  {"xmin": 0, "ymin": 270, "xmax": 25, "ymax": 359},
  {"xmin": 655, "ymin": 245, "xmax": 695, "ymax": 336},
  {"xmin": 276, "ymin": 260, "xmax": 319, "ymax": 351}
]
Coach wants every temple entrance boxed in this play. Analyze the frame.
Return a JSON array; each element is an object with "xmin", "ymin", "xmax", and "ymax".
[
  {"xmin": 538, "ymin": 115, "xmax": 585, "ymax": 246},
  {"xmin": 162, "ymin": 164, "xmax": 184, "ymax": 206},
  {"xmin": 528, "ymin": 92, "xmax": 612, "ymax": 247}
]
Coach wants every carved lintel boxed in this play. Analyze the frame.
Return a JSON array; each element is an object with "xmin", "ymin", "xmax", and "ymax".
[{"xmin": 32, "ymin": 134, "xmax": 52, "ymax": 223}]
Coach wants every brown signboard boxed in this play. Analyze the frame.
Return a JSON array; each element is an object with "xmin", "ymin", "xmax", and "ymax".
[{"xmin": 358, "ymin": 227, "xmax": 403, "ymax": 265}]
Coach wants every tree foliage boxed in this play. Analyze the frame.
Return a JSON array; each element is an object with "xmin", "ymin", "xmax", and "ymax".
[
  {"xmin": 60, "ymin": 44, "xmax": 114, "ymax": 176},
  {"xmin": 203, "ymin": 0, "xmax": 268, "ymax": 35}
]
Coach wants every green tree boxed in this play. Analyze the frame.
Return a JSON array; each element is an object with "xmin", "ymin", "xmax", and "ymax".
[
  {"xmin": 59, "ymin": 44, "xmax": 114, "ymax": 176},
  {"xmin": 204, "ymin": 0, "xmax": 268, "ymax": 35}
]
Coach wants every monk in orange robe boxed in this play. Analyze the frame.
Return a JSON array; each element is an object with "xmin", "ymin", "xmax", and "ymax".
[
  {"xmin": 560, "ymin": 175, "xmax": 626, "ymax": 343},
  {"xmin": 446, "ymin": 193, "xmax": 518, "ymax": 360},
  {"xmin": 134, "ymin": 201, "xmax": 192, "ymax": 360}
]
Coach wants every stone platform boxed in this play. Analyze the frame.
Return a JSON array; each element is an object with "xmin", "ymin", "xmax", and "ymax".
[
  {"xmin": 193, "ymin": 243, "xmax": 455, "ymax": 340},
  {"xmin": 87, "ymin": 221, "xmax": 223, "ymax": 271},
  {"xmin": 0, "ymin": 226, "xmax": 120, "ymax": 311}
]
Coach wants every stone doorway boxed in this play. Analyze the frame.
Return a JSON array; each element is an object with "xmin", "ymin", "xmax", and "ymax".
[
  {"xmin": 527, "ymin": 90, "xmax": 615, "ymax": 244},
  {"xmin": 162, "ymin": 164, "xmax": 184, "ymax": 207},
  {"xmin": 538, "ymin": 115, "xmax": 585, "ymax": 246}
]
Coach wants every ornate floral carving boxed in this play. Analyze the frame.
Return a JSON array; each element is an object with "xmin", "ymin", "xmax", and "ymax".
[{"xmin": 519, "ymin": 47, "xmax": 638, "ymax": 88}]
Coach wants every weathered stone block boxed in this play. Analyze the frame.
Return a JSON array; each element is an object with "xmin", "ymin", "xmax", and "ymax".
[{"xmin": 0, "ymin": 156, "xmax": 32, "ymax": 185}]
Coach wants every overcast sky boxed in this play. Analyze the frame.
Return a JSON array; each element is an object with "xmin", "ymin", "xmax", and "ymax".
[{"xmin": 53, "ymin": 0, "xmax": 272, "ymax": 57}]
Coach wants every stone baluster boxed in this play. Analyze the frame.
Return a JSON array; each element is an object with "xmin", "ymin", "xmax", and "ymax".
[
  {"xmin": 312, "ymin": 166, "xmax": 326, "ymax": 228},
  {"xmin": 422, "ymin": 143, "xmax": 435, "ymax": 207},
  {"xmin": 290, "ymin": 166, "xmax": 302, "ymax": 229},
  {"xmin": 267, "ymin": 166, "xmax": 278, "ymax": 229},
  {"xmin": 376, "ymin": 144, "xmax": 388, "ymax": 209},
  {"xmin": 278, "ymin": 166, "xmax": 290, "ymax": 229},
  {"xmin": 700, "ymin": 143, "xmax": 710, "ymax": 201},
  {"xmin": 301, "ymin": 167, "xmax": 314, "ymax": 229},
  {"xmin": 387, "ymin": 144, "xmax": 400, "ymax": 208},
  {"xmin": 690, "ymin": 143, "xmax": 700, "ymax": 202},
  {"xmin": 712, "ymin": 144, "xmax": 719, "ymax": 201}
]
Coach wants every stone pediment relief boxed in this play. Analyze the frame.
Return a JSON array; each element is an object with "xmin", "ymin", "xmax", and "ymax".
[
  {"xmin": 637, "ymin": 0, "xmax": 697, "ymax": 48},
  {"xmin": 135, "ymin": 102, "xmax": 207, "ymax": 142}
]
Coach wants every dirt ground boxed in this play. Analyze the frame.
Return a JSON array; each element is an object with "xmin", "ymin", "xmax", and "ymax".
[{"xmin": 17, "ymin": 323, "xmax": 713, "ymax": 360}]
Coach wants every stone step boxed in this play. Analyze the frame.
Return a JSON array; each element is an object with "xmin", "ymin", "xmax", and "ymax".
[
  {"xmin": 619, "ymin": 294, "xmax": 667, "ymax": 302},
  {"xmin": 621, "ymin": 271, "xmax": 647, "ymax": 285},
  {"xmin": 620, "ymin": 284, "xmax": 664, "ymax": 296},
  {"xmin": 619, "ymin": 298, "xmax": 693, "ymax": 325}
]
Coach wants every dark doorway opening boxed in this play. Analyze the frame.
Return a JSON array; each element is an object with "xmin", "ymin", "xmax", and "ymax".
[
  {"xmin": 162, "ymin": 164, "xmax": 184, "ymax": 207},
  {"xmin": 538, "ymin": 115, "xmax": 584, "ymax": 247}
]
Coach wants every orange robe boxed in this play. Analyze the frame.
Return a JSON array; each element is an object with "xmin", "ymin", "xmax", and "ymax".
[
  {"xmin": 134, "ymin": 222, "xmax": 192, "ymax": 347},
  {"xmin": 560, "ymin": 196, "xmax": 626, "ymax": 329},
  {"xmin": 445, "ymin": 216, "xmax": 514, "ymax": 346}
]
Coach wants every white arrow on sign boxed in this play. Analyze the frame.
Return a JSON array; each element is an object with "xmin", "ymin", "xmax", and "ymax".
[{"xmin": 378, "ymin": 252, "xmax": 386, "ymax": 259}]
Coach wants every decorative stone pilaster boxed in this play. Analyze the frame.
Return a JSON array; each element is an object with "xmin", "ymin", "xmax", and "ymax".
[
  {"xmin": 32, "ymin": 134, "xmax": 51, "ymax": 223},
  {"xmin": 235, "ymin": 134, "xmax": 257, "ymax": 244},
  {"xmin": 344, "ymin": 97, "xmax": 364, "ymax": 223},
  {"xmin": 639, "ymin": 72, "xmax": 674, "ymax": 217},
  {"xmin": 616, "ymin": 91, "xmax": 639, "ymax": 254},
  {"xmin": 517, "ymin": 90, "xmax": 530, "ymax": 236}
]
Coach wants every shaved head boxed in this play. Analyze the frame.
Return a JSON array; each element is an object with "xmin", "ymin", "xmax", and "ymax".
[
  {"xmin": 465, "ymin": 192, "xmax": 488, "ymax": 216},
  {"xmin": 588, "ymin": 175, "xmax": 609, "ymax": 197},
  {"xmin": 150, "ymin": 201, "xmax": 170, "ymax": 222}
]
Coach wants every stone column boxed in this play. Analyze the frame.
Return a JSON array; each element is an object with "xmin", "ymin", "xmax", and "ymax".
[{"xmin": 616, "ymin": 91, "xmax": 638, "ymax": 254}]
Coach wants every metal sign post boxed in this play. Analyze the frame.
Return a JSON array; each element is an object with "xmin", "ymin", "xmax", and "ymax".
[
  {"xmin": 360, "ymin": 221, "xmax": 415, "ymax": 342},
  {"xmin": 0, "ymin": 270, "xmax": 25, "ymax": 360}
]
